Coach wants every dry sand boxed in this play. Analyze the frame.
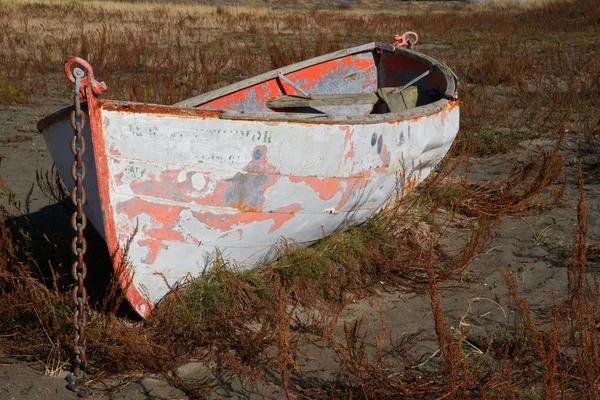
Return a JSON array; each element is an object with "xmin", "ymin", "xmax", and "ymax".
[{"xmin": 0, "ymin": 97, "xmax": 598, "ymax": 399}]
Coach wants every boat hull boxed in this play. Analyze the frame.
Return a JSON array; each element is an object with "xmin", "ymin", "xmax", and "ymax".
[
  {"xmin": 39, "ymin": 42, "xmax": 459, "ymax": 317},
  {"xmin": 42, "ymin": 99, "xmax": 458, "ymax": 317}
]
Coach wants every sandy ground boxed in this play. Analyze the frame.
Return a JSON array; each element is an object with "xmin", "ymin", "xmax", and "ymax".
[{"xmin": 1, "ymin": 98, "xmax": 599, "ymax": 399}]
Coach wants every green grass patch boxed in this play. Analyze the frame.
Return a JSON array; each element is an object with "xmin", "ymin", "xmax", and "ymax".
[
  {"xmin": 165, "ymin": 214, "xmax": 392, "ymax": 324},
  {"xmin": 0, "ymin": 78, "xmax": 26, "ymax": 104},
  {"xmin": 462, "ymin": 128, "xmax": 534, "ymax": 157},
  {"xmin": 175, "ymin": 275, "xmax": 230, "ymax": 324}
]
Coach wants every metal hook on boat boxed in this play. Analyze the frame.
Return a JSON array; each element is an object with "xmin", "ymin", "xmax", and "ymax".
[
  {"xmin": 393, "ymin": 31, "xmax": 419, "ymax": 49},
  {"xmin": 64, "ymin": 57, "xmax": 108, "ymax": 97}
]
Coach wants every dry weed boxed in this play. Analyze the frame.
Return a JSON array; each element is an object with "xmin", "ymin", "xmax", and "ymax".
[{"xmin": 0, "ymin": 0, "xmax": 598, "ymax": 398}]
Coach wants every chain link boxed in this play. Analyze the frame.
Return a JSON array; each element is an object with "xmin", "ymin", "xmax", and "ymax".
[{"xmin": 66, "ymin": 66, "xmax": 92, "ymax": 398}]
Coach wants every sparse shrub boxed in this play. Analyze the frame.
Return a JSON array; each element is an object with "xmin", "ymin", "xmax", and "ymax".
[
  {"xmin": 1, "ymin": 0, "xmax": 599, "ymax": 398},
  {"xmin": 0, "ymin": 76, "xmax": 27, "ymax": 104},
  {"xmin": 463, "ymin": 128, "xmax": 533, "ymax": 157}
]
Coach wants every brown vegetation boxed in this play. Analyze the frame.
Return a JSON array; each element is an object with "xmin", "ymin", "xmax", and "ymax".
[{"xmin": 1, "ymin": 0, "xmax": 599, "ymax": 398}]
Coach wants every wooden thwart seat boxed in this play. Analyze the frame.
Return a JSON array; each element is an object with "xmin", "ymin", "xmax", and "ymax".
[{"xmin": 266, "ymin": 86, "xmax": 431, "ymax": 113}]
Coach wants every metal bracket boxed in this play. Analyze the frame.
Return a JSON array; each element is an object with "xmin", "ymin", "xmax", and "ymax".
[
  {"xmin": 65, "ymin": 57, "xmax": 107, "ymax": 97},
  {"xmin": 277, "ymin": 70, "xmax": 311, "ymax": 98},
  {"xmin": 393, "ymin": 31, "xmax": 419, "ymax": 49}
]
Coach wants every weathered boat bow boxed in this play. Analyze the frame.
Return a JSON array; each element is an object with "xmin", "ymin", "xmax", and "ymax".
[{"xmin": 39, "ymin": 39, "xmax": 459, "ymax": 318}]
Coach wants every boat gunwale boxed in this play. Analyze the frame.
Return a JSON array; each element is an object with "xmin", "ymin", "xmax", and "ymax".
[
  {"xmin": 37, "ymin": 102, "xmax": 222, "ymax": 132},
  {"xmin": 218, "ymin": 98, "xmax": 455, "ymax": 124},
  {"xmin": 38, "ymin": 96, "xmax": 456, "ymax": 133}
]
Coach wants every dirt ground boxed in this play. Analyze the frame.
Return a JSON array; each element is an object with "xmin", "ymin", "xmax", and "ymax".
[{"xmin": 1, "ymin": 88, "xmax": 598, "ymax": 399}]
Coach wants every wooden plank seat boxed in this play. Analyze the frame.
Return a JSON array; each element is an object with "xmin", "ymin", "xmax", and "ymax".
[{"xmin": 266, "ymin": 86, "xmax": 433, "ymax": 113}]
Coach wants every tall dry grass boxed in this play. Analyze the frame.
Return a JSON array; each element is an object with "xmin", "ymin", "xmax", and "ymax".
[
  {"xmin": 0, "ymin": 0, "xmax": 599, "ymax": 397},
  {"xmin": 0, "ymin": 131, "xmax": 579, "ymax": 397},
  {"xmin": 1, "ymin": 0, "xmax": 597, "ymax": 155}
]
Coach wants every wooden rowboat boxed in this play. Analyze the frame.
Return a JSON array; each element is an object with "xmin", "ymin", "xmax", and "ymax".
[{"xmin": 38, "ymin": 38, "xmax": 459, "ymax": 318}]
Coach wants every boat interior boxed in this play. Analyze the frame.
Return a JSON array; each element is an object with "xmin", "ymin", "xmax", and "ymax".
[{"xmin": 176, "ymin": 43, "xmax": 455, "ymax": 117}]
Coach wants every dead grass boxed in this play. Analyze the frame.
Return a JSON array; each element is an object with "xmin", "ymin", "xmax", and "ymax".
[
  {"xmin": 0, "ymin": 131, "xmax": 574, "ymax": 397},
  {"xmin": 0, "ymin": 0, "xmax": 595, "ymax": 155},
  {"xmin": 0, "ymin": 0, "xmax": 599, "ymax": 397}
]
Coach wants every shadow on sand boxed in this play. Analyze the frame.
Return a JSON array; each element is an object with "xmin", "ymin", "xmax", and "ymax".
[{"xmin": 9, "ymin": 199, "xmax": 140, "ymax": 319}]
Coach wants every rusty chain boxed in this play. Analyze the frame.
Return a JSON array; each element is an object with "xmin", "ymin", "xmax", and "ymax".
[{"xmin": 65, "ymin": 66, "xmax": 92, "ymax": 398}]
